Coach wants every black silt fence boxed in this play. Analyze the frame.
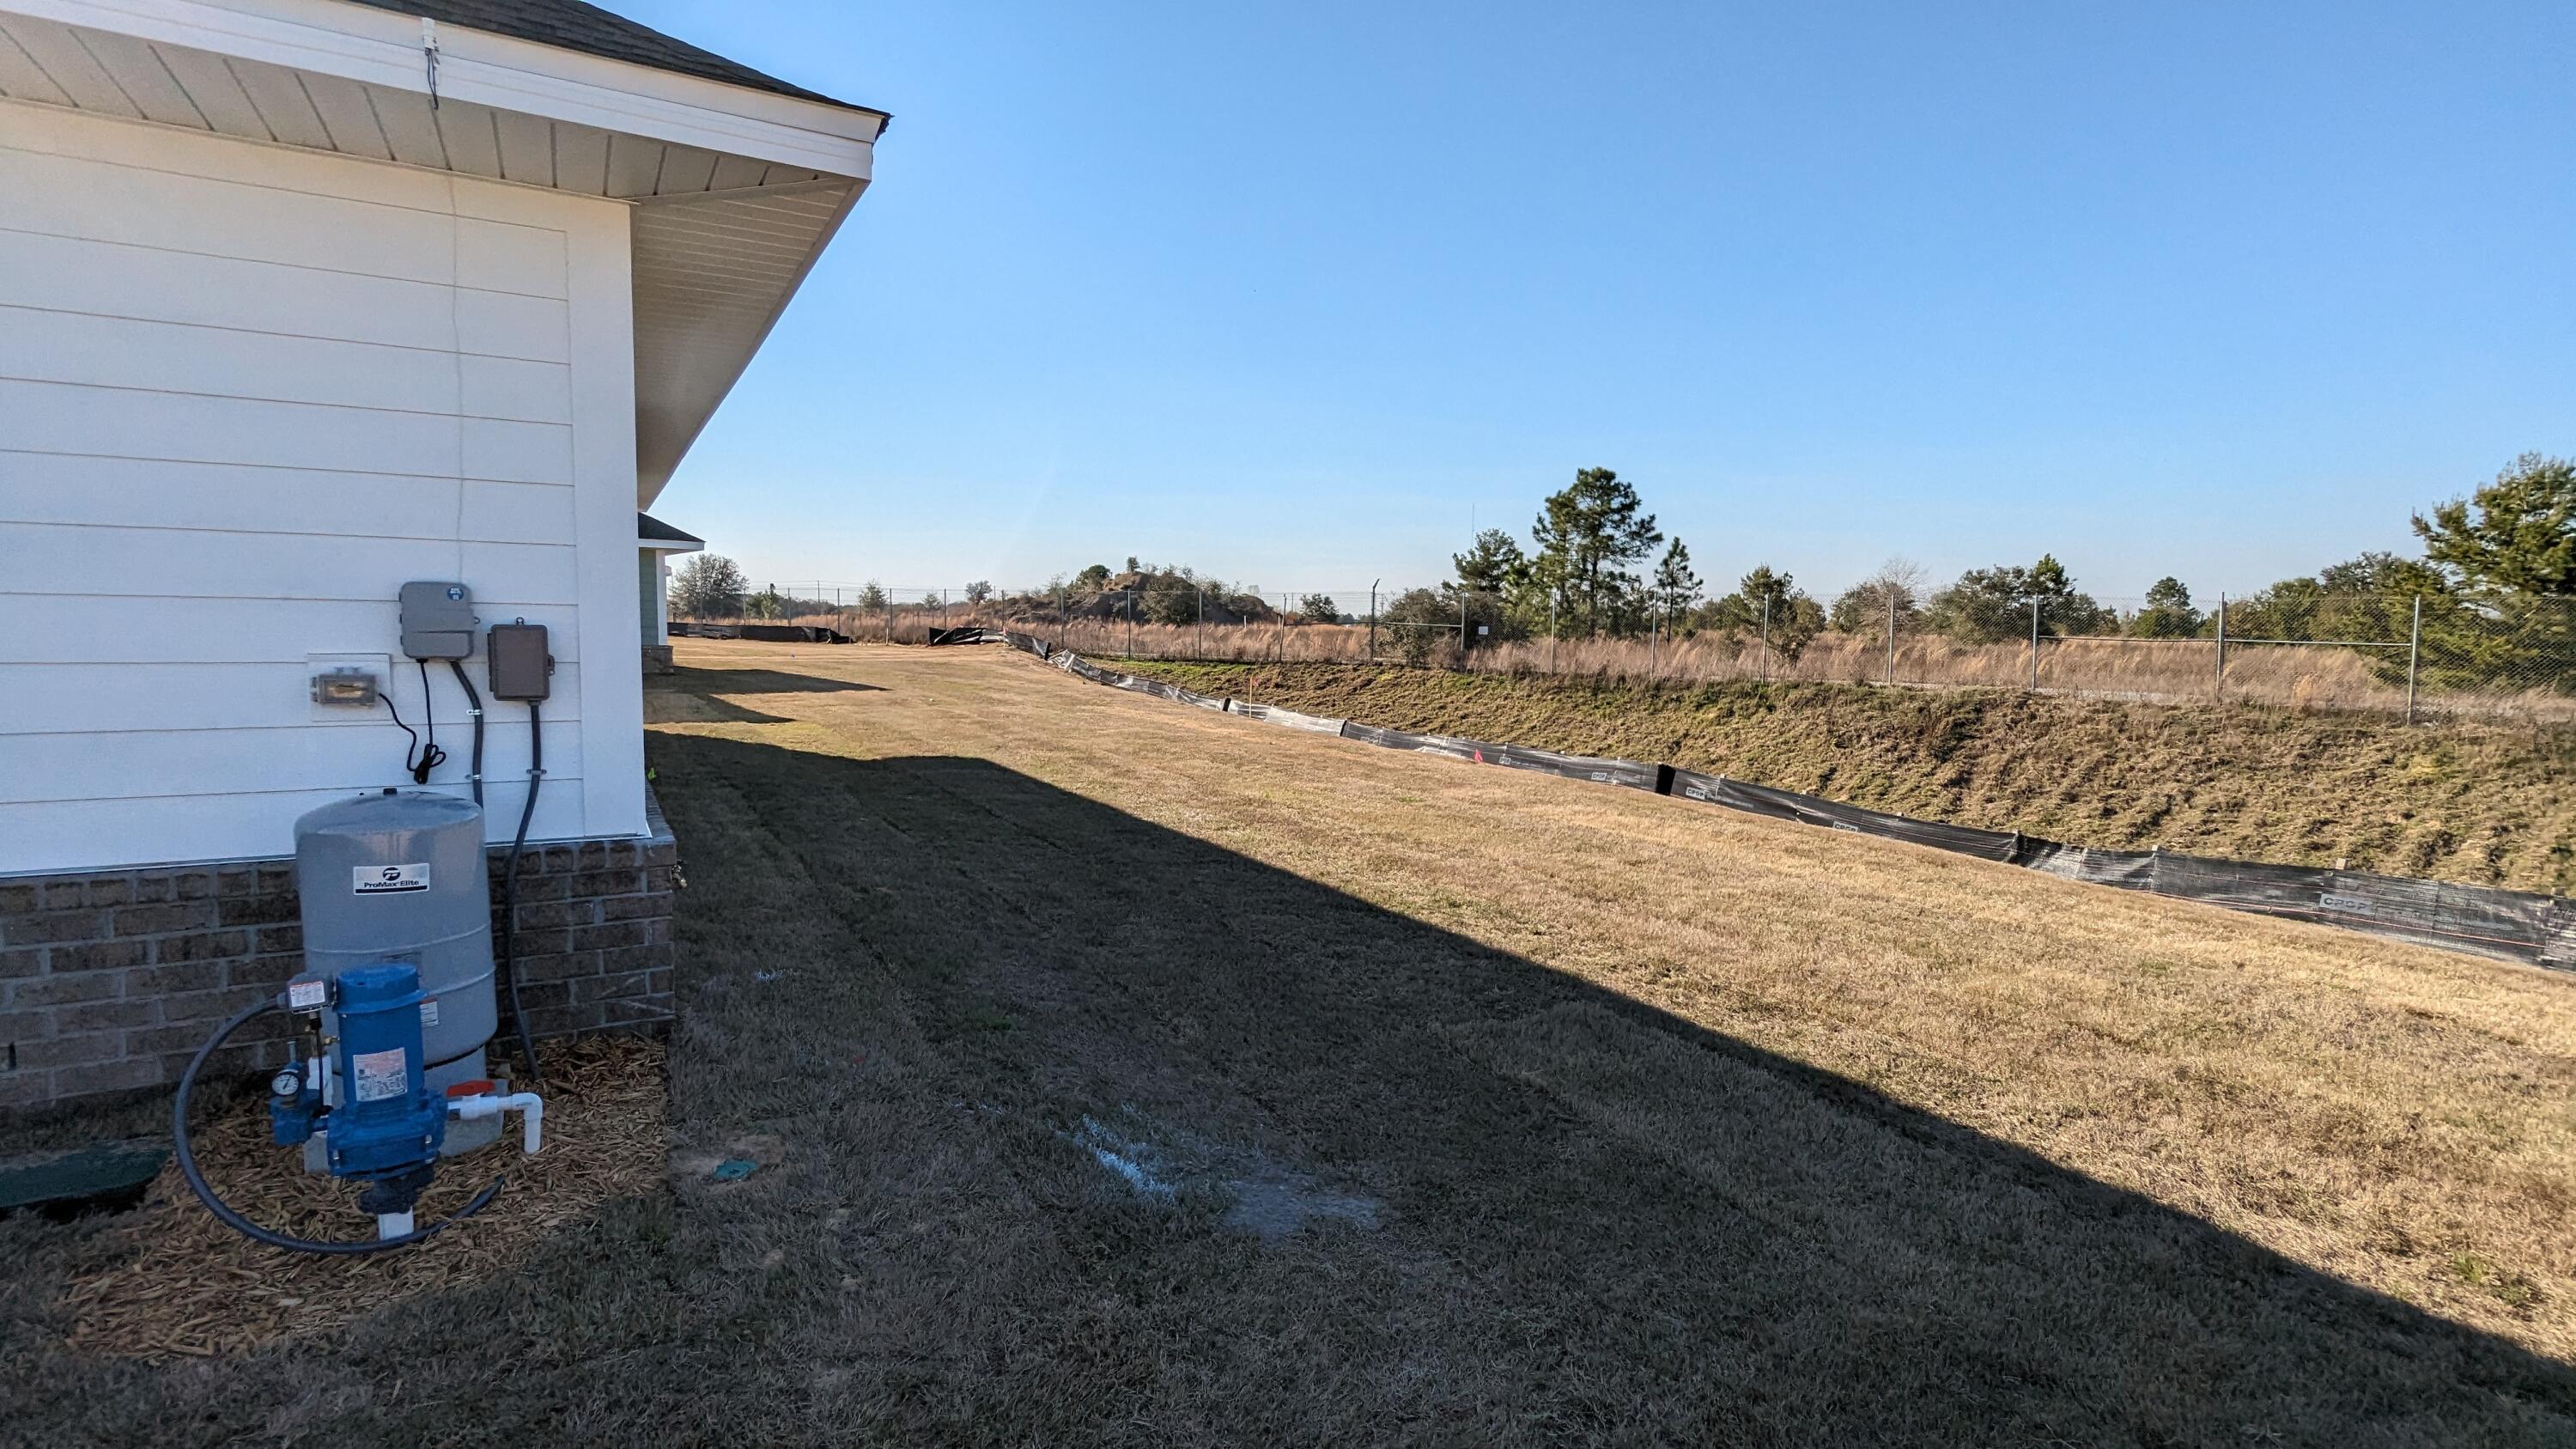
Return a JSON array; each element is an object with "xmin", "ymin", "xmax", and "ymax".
[{"xmin": 1019, "ymin": 646, "xmax": 2576, "ymax": 972}]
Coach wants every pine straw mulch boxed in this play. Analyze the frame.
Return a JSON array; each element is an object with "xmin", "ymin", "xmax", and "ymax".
[{"xmin": 58, "ymin": 1034, "xmax": 667, "ymax": 1361}]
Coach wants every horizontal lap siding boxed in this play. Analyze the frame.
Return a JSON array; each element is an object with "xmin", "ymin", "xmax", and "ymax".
[
  {"xmin": 0, "ymin": 106, "xmax": 642, "ymax": 874},
  {"xmin": 0, "ymin": 231, "xmax": 572, "ymax": 362},
  {"xmin": 0, "ymin": 455, "xmax": 576, "ymax": 544},
  {"xmin": 3, "ymin": 523, "xmax": 576, "ymax": 602},
  {"xmin": 0, "ymin": 721, "xmax": 587, "ymax": 801},
  {"xmin": 0, "ymin": 781, "xmax": 592, "ymax": 871},
  {"xmin": 2, "ymin": 598, "xmax": 584, "ymax": 664},
  {"xmin": 0, "ymin": 661, "xmax": 590, "ymax": 732}
]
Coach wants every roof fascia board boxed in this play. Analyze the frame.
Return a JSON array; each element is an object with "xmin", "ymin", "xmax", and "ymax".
[{"xmin": 7, "ymin": 0, "xmax": 879, "ymax": 174}]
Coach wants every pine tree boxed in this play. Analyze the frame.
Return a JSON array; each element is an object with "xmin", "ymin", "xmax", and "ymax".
[
  {"xmin": 1652, "ymin": 539, "xmax": 1701, "ymax": 623},
  {"xmin": 2415, "ymin": 453, "xmax": 2576, "ymax": 596},
  {"xmin": 1530, "ymin": 467, "xmax": 1662, "ymax": 636}
]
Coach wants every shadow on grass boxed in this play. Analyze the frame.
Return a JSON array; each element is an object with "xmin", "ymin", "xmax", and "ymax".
[
  {"xmin": 643, "ymin": 739, "xmax": 2576, "ymax": 1445},
  {"xmin": 6, "ymin": 734, "xmax": 2569, "ymax": 1446},
  {"xmin": 644, "ymin": 666, "xmax": 884, "ymax": 725},
  {"xmin": 665, "ymin": 665, "xmax": 885, "ymax": 696}
]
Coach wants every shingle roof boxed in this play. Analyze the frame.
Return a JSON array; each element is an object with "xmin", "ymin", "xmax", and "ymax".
[
  {"xmin": 345, "ymin": 0, "xmax": 883, "ymax": 116},
  {"xmin": 637, "ymin": 511, "xmax": 705, "ymax": 546}
]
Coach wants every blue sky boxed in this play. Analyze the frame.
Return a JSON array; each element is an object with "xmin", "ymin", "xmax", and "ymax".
[{"xmin": 631, "ymin": 1, "xmax": 2573, "ymax": 605}]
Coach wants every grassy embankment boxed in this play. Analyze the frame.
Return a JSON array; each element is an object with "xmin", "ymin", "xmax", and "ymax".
[{"xmin": 1121, "ymin": 659, "xmax": 2576, "ymax": 892}]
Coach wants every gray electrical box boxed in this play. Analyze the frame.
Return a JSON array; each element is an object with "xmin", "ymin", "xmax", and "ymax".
[
  {"xmin": 487, "ymin": 622, "xmax": 552, "ymax": 701},
  {"xmin": 398, "ymin": 581, "xmax": 476, "ymax": 661}
]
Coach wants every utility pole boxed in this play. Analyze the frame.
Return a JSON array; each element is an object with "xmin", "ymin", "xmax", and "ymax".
[
  {"xmin": 1369, "ymin": 581, "xmax": 1378, "ymax": 661},
  {"xmin": 1196, "ymin": 587, "xmax": 1204, "ymax": 659},
  {"xmin": 1549, "ymin": 594, "xmax": 1558, "ymax": 673},
  {"xmin": 1885, "ymin": 589, "xmax": 1896, "ymax": 685}
]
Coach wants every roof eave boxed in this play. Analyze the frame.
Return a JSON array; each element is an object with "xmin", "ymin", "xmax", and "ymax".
[{"xmin": 8, "ymin": 0, "xmax": 882, "ymax": 173}]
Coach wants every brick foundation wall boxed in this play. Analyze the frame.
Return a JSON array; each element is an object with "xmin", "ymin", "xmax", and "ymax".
[{"xmin": 0, "ymin": 795, "xmax": 677, "ymax": 1111}]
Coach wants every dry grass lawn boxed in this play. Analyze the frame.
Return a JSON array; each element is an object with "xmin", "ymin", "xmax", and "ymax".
[{"xmin": 4, "ymin": 638, "xmax": 2574, "ymax": 1446}]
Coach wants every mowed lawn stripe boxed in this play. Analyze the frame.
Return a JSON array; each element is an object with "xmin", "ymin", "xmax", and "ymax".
[
  {"xmin": 641, "ymin": 643, "xmax": 2576, "ymax": 1441},
  {"xmin": 660, "ymin": 642, "xmax": 2576, "ymax": 1358}
]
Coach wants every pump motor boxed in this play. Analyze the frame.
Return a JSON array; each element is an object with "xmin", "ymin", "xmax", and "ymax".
[{"xmin": 265, "ymin": 963, "xmax": 450, "ymax": 1234}]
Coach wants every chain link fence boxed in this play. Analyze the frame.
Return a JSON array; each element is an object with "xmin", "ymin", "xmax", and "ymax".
[{"xmin": 677, "ymin": 581, "xmax": 2576, "ymax": 724}]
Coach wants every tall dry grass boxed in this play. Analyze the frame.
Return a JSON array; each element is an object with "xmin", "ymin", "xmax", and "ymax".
[
  {"xmin": 975, "ymin": 618, "xmax": 2569, "ymax": 721},
  {"xmin": 666, "ymin": 602, "xmax": 2565, "ymax": 721}
]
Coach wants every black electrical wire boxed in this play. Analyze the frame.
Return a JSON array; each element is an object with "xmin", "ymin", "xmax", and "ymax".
[
  {"xmin": 380, "ymin": 681, "xmax": 446, "ymax": 786},
  {"xmin": 172, "ymin": 995, "xmax": 505, "ymax": 1255},
  {"xmin": 446, "ymin": 659, "xmax": 485, "ymax": 806},
  {"xmin": 416, "ymin": 659, "xmax": 446, "ymax": 785},
  {"xmin": 495, "ymin": 701, "xmax": 545, "ymax": 1087}
]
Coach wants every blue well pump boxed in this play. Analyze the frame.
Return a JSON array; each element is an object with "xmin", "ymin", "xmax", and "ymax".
[
  {"xmin": 180, "ymin": 956, "xmax": 545, "ymax": 1252},
  {"xmin": 175, "ymin": 787, "xmax": 550, "ymax": 1253},
  {"xmin": 265, "ymin": 964, "xmax": 451, "ymax": 1236}
]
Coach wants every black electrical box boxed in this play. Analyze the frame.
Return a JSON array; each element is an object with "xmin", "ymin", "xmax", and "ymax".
[{"xmin": 487, "ymin": 623, "xmax": 553, "ymax": 702}]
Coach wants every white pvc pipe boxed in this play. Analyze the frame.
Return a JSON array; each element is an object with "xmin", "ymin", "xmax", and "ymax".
[{"xmin": 447, "ymin": 1091, "xmax": 544, "ymax": 1155}]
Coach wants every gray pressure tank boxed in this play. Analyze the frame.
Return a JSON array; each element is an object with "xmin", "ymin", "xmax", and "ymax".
[{"xmin": 293, "ymin": 790, "xmax": 499, "ymax": 1123}]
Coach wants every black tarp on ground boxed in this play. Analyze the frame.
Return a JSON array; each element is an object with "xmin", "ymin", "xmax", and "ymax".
[
  {"xmin": 1112, "ymin": 675, "xmax": 1225, "ymax": 709},
  {"xmin": 2150, "ymin": 852, "xmax": 2564, "ymax": 965},
  {"xmin": 735, "ymin": 624, "xmax": 849, "ymax": 643},
  {"xmin": 1492, "ymin": 745, "xmax": 1666, "ymax": 794},
  {"xmin": 1226, "ymin": 700, "xmax": 1348, "ymax": 734},
  {"xmin": 1337, "ymin": 721, "xmax": 1506, "ymax": 763},
  {"xmin": 926, "ymin": 626, "xmax": 989, "ymax": 646},
  {"xmin": 1666, "ymin": 770, "xmax": 2022, "ymax": 861},
  {"xmin": 1002, "ymin": 631, "xmax": 1050, "ymax": 658},
  {"xmin": 2012, "ymin": 839, "xmax": 2159, "ymax": 890}
]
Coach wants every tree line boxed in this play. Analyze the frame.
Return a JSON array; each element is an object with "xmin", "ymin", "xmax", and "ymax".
[
  {"xmin": 665, "ymin": 453, "xmax": 2573, "ymax": 687},
  {"xmin": 1374, "ymin": 454, "xmax": 2574, "ymax": 680},
  {"xmin": 668, "ymin": 559, "xmax": 1011, "ymax": 621}
]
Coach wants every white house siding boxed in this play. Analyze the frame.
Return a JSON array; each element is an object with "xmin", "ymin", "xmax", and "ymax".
[{"xmin": 0, "ymin": 101, "xmax": 647, "ymax": 875}]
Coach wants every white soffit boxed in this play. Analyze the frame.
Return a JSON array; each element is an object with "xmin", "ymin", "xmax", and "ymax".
[
  {"xmin": 0, "ymin": 0, "xmax": 877, "ymax": 504},
  {"xmin": 633, "ymin": 180, "xmax": 857, "ymax": 504}
]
